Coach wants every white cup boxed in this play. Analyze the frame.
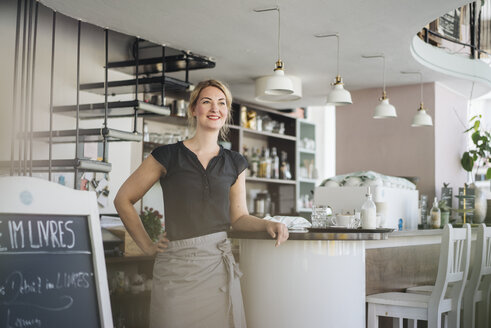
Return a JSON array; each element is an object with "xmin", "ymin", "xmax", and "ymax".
[{"xmin": 334, "ymin": 215, "xmax": 360, "ymax": 228}]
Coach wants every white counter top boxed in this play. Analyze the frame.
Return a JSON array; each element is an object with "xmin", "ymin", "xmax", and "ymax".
[{"xmin": 366, "ymin": 228, "xmax": 477, "ymax": 249}]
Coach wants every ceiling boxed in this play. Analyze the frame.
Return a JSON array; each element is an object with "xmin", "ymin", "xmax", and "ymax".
[{"xmin": 40, "ymin": 0, "xmax": 485, "ymax": 108}]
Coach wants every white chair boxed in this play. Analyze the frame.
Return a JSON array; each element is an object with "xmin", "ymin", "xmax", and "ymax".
[
  {"xmin": 463, "ymin": 224, "xmax": 491, "ymax": 328},
  {"xmin": 366, "ymin": 224, "xmax": 471, "ymax": 328},
  {"xmin": 406, "ymin": 224, "xmax": 491, "ymax": 328}
]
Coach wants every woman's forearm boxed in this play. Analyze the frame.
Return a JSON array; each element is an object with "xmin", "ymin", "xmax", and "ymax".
[
  {"xmin": 114, "ymin": 197, "xmax": 155, "ymax": 255},
  {"xmin": 231, "ymin": 214, "xmax": 268, "ymax": 231}
]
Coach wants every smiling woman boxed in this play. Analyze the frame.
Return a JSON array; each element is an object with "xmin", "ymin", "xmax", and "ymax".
[
  {"xmin": 186, "ymin": 79, "xmax": 233, "ymax": 141},
  {"xmin": 114, "ymin": 79, "xmax": 289, "ymax": 328}
]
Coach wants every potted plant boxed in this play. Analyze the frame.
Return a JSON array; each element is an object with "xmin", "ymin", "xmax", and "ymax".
[
  {"xmin": 140, "ymin": 206, "xmax": 164, "ymax": 242},
  {"xmin": 461, "ymin": 114, "xmax": 491, "ymax": 180},
  {"xmin": 460, "ymin": 114, "xmax": 490, "ymax": 222}
]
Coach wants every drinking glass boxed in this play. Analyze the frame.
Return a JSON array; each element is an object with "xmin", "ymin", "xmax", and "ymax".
[{"xmin": 311, "ymin": 205, "xmax": 332, "ymax": 228}]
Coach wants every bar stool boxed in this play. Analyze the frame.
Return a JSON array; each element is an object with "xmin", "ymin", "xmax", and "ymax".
[
  {"xmin": 366, "ymin": 224, "xmax": 471, "ymax": 328},
  {"xmin": 406, "ymin": 224, "xmax": 491, "ymax": 328}
]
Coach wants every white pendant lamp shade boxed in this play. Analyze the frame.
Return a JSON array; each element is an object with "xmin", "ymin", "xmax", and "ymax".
[
  {"xmin": 326, "ymin": 76, "xmax": 352, "ymax": 106},
  {"xmin": 411, "ymin": 103, "xmax": 433, "ymax": 127},
  {"xmin": 373, "ymin": 92, "xmax": 396, "ymax": 118},
  {"xmin": 254, "ymin": 6, "xmax": 301, "ymax": 102},
  {"xmin": 256, "ymin": 74, "xmax": 302, "ymax": 102},
  {"xmin": 264, "ymin": 64, "xmax": 294, "ymax": 95}
]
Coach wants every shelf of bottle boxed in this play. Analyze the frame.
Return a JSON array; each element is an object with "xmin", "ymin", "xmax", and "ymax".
[
  {"xmin": 246, "ymin": 177, "xmax": 296, "ymax": 185},
  {"xmin": 107, "ymin": 53, "xmax": 215, "ymax": 75},
  {"xmin": 53, "ymin": 100, "xmax": 171, "ymax": 119},
  {"xmin": 298, "ymin": 177, "xmax": 318, "ymax": 184},
  {"xmin": 298, "ymin": 148, "xmax": 316, "ymax": 154},
  {"xmin": 79, "ymin": 75, "xmax": 190, "ymax": 95},
  {"xmin": 241, "ymin": 127, "xmax": 296, "ymax": 141},
  {"xmin": 297, "ymin": 207, "xmax": 313, "ymax": 212}
]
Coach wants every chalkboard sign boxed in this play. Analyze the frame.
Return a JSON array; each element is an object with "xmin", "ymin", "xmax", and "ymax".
[{"xmin": 0, "ymin": 177, "xmax": 113, "ymax": 328}]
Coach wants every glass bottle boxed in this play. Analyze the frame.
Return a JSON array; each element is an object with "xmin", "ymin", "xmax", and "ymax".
[
  {"xmin": 143, "ymin": 123, "xmax": 149, "ymax": 142},
  {"xmin": 250, "ymin": 147, "xmax": 259, "ymax": 178},
  {"xmin": 264, "ymin": 147, "xmax": 271, "ymax": 179},
  {"xmin": 271, "ymin": 147, "xmax": 280, "ymax": 179},
  {"xmin": 430, "ymin": 197, "xmax": 441, "ymax": 229},
  {"xmin": 258, "ymin": 147, "xmax": 266, "ymax": 178},
  {"xmin": 361, "ymin": 187, "xmax": 377, "ymax": 229},
  {"xmin": 280, "ymin": 151, "xmax": 292, "ymax": 180}
]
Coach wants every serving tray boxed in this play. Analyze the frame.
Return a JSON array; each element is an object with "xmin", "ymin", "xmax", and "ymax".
[{"xmin": 307, "ymin": 227, "xmax": 395, "ymax": 233}]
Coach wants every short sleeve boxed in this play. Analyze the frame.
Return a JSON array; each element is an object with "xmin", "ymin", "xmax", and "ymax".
[
  {"xmin": 231, "ymin": 151, "xmax": 248, "ymax": 176},
  {"xmin": 151, "ymin": 144, "xmax": 172, "ymax": 169}
]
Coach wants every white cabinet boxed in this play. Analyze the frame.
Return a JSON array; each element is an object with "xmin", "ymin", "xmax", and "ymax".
[{"xmin": 296, "ymin": 119, "xmax": 318, "ymax": 216}]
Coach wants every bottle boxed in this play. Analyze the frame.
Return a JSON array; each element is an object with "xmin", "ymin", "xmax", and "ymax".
[
  {"xmin": 259, "ymin": 147, "xmax": 267, "ymax": 178},
  {"xmin": 143, "ymin": 123, "xmax": 150, "ymax": 142},
  {"xmin": 240, "ymin": 105, "xmax": 248, "ymax": 127},
  {"xmin": 361, "ymin": 187, "xmax": 377, "ymax": 229},
  {"xmin": 280, "ymin": 151, "xmax": 292, "ymax": 180},
  {"xmin": 264, "ymin": 147, "xmax": 271, "ymax": 179},
  {"xmin": 250, "ymin": 147, "xmax": 259, "ymax": 178},
  {"xmin": 271, "ymin": 147, "xmax": 280, "ymax": 179},
  {"xmin": 242, "ymin": 146, "xmax": 251, "ymax": 177},
  {"xmin": 430, "ymin": 197, "xmax": 441, "ymax": 229}
]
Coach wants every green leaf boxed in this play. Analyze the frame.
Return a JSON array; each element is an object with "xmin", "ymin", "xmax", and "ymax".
[
  {"xmin": 487, "ymin": 168, "xmax": 491, "ymax": 180},
  {"xmin": 461, "ymin": 152, "xmax": 474, "ymax": 172},
  {"xmin": 473, "ymin": 120, "xmax": 480, "ymax": 131},
  {"xmin": 472, "ymin": 131, "xmax": 481, "ymax": 144}
]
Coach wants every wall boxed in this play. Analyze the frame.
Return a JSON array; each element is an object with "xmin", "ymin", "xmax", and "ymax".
[
  {"xmin": 336, "ymin": 83, "xmax": 436, "ymax": 200},
  {"xmin": 0, "ymin": 0, "xmax": 140, "ymax": 214},
  {"xmin": 434, "ymin": 82, "xmax": 469, "ymax": 207}
]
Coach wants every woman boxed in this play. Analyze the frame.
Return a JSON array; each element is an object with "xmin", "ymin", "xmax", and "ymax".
[{"xmin": 114, "ymin": 79, "xmax": 289, "ymax": 328}]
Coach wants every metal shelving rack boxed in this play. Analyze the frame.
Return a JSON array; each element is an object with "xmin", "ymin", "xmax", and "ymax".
[{"xmin": 4, "ymin": 3, "xmax": 216, "ymax": 188}]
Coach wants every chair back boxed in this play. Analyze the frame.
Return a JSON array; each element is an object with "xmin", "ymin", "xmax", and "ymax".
[
  {"xmin": 463, "ymin": 224, "xmax": 491, "ymax": 327},
  {"xmin": 430, "ymin": 224, "xmax": 471, "ymax": 317}
]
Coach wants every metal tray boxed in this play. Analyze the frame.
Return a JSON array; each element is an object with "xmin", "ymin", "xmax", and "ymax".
[{"xmin": 307, "ymin": 227, "xmax": 395, "ymax": 233}]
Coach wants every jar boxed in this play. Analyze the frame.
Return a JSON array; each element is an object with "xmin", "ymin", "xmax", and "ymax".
[{"xmin": 254, "ymin": 192, "xmax": 271, "ymax": 217}]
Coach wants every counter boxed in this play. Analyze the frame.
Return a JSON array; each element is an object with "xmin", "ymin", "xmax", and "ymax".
[
  {"xmin": 229, "ymin": 228, "xmax": 449, "ymax": 328},
  {"xmin": 229, "ymin": 229, "xmax": 390, "ymax": 328}
]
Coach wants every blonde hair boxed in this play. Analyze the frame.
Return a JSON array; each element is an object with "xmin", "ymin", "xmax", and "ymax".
[{"xmin": 187, "ymin": 79, "xmax": 233, "ymax": 141}]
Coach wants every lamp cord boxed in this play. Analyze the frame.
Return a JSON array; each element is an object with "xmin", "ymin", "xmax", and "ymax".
[
  {"xmin": 336, "ymin": 34, "xmax": 340, "ymax": 77},
  {"xmin": 277, "ymin": 6, "xmax": 281, "ymax": 61},
  {"xmin": 382, "ymin": 55, "xmax": 386, "ymax": 94},
  {"xmin": 419, "ymin": 72, "xmax": 423, "ymax": 104}
]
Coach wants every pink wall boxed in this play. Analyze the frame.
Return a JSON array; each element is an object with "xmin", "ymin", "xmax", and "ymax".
[{"xmin": 336, "ymin": 83, "xmax": 436, "ymax": 199}]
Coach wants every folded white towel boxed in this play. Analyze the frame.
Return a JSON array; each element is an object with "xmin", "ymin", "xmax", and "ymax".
[{"xmin": 263, "ymin": 215, "xmax": 312, "ymax": 231}]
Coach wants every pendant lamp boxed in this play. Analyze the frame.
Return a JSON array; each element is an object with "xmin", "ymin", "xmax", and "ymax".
[
  {"xmin": 401, "ymin": 71, "xmax": 433, "ymax": 127},
  {"xmin": 315, "ymin": 33, "xmax": 352, "ymax": 106},
  {"xmin": 254, "ymin": 6, "xmax": 300, "ymax": 101},
  {"xmin": 362, "ymin": 54, "xmax": 397, "ymax": 118}
]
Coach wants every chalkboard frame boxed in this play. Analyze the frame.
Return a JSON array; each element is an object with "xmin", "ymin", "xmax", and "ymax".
[{"xmin": 0, "ymin": 176, "xmax": 113, "ymax": 327}]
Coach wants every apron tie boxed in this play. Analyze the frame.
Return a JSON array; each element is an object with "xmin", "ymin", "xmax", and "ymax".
[{"xmin": 218, "ymin": 239, "xmax": 243, "ymax": 328}]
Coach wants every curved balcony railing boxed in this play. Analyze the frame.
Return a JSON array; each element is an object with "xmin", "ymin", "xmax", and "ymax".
[{"xmin": 418, "ymin": 1, "xmax": 491, "ymax": 62}]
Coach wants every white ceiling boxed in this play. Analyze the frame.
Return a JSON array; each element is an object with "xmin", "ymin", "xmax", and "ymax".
[{"xmin": 40, "ymin": 0, "xmax": 484, "ymax": 108}]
